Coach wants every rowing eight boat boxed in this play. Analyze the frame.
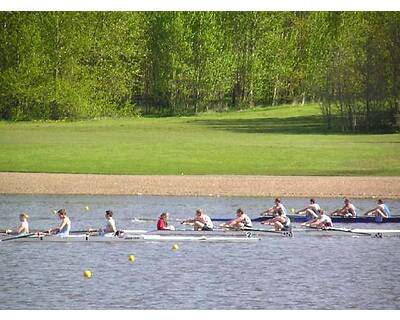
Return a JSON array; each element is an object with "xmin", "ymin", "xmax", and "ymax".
[
  {"xmin": 2, "ymin": 226, "xmax": 400, "ymax": 242},
  {"xmin": 143, "ymin": 228, "xmax": 294, "ymax": 237},
  {"xmin": 211, "ymin": 215, "xmax": 400, "ymax": 224},
  {"xmin": 3, "ymin": 233, "xmax": 261, "ymax": 243}
]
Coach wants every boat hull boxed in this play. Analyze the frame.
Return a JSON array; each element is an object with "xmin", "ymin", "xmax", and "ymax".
[
  {"xmin": 143, "ymin": 229, "xmax": 293, "ymax": 238},
  {"xmin": 212, "ymin": 215, "xmax": 400, "ymax": 223},
  {"xmin": 294, "ymin": 227, "xmax": 400, "ymax": 237},
  {"xmin": 2, "ymin": 227, "xmax": 399, "ymax": 242},
  {"xmin": 4, "ymin": 234, "xmax": 261, "ymax": 243}
]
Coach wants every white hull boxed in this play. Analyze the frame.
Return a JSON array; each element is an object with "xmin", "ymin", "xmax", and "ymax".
[
  {"xmin": 132, "ymin": 228, "xmax": 400, "ymax": 238},
  {"xmin": 2, "ymin": 227, "xmax": 399, "ymax": 243},
  {"xmin": 142, "ymin": 229, "xmax": 293, "ymax": 238},
  {"xmin": 6, "ymin": 234, "xmax": 261, "ymax": 243}
]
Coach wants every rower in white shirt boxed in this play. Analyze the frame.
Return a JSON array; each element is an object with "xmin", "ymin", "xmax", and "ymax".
[
  {"xmin": 364, "ymin": 199, "xmax": 391, "ymax": 221},
  {"xmin": 5, "ymin": 213, "xmax": 30, "ymax": 235},
  {"xmin": 296, "ymin": 198, "xmax": 321, "ymax": 219},
  {"xmin": 260, "ymin": 198, "xmax": 291, "ymax": 231},
  {"xmin": 221, "ymin": 208, "xmax": 253, "ymax": 229},
  {"xmin": 261, "ymin": 198, "xmax": 289, "ymax": 217},
  {"xmin": 49, "ymin": 209, "xmax": 71, "ymax": 237},
  {"xmin": 99, "ymin": 210, "xmax": 117, "ymax": 235},
  {"xmin": 303, "ymin": 209, "xmax": 333, "ymax": 228},
  {"xmin": 331, "ymin": 198, "xmax": 357, "ymax": 218},
  {"xmin": 181, "ymin": 208, "xmax": 214, "ymax": 231}
]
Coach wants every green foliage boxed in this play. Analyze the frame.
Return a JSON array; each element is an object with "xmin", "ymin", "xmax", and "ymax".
[
  {"xmin": 0, "ymin": 12, "xmax": 143, "ymax": 120},
  {"xmin": 0, "ymin": 12, "xmax": 399, "ymax": 132},
  {"xmin": 308, "ymin": 12, "xmax": 400, "ymax": 132}
]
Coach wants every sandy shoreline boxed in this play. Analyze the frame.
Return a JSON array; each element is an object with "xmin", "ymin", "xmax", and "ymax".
[{"xmin": 0, "ymin": 172, "xmax": 399, "ymax": 198}]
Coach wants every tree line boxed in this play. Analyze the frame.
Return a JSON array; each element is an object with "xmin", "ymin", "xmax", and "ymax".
[{"xmin": 0, "ymin": 12, "xmax": 399, "ymax": 132}]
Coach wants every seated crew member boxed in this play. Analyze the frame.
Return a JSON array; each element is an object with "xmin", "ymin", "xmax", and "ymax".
[
  {"xmin": 5, "ymin": 213, "xmax": 30, "ymax": 235},
  {"xmin": 331, "ymin": 198, "xmax": 357, "ymax": 218},
  {"xmin": 261, "ymin": 207, "xmax": 291, "ymax": 231},
  {"xmin": 364, "ymin": 199, "xmax": 391, "ymax": 222},
  {"xmin": 220, "ymin": 208, "xmax": 252, "ymax": 229},
  {"xmin": 157, "ymin": 212, "xmax": 175, "ymax": 231},
  {"xmin": 295, "ymin": 198, "xmax": 321, "ymax": 219},
  {"xmin": 261, "ymin": 198, "xmax": 289, "ymax": 217},
  {"xmin": 99, "ymin": 210, "xmax": 117, "ymax": 235},
  {"xmin": 49, "ymin": 209, "xmax": 71, "ymax": 237},
  {"xmin": 302, "ymin": 209, "xmax": 333, "ymax": 228},
  {"xmin": 181, "ymin": 208, "xmax": 213, "ymax": 231}
]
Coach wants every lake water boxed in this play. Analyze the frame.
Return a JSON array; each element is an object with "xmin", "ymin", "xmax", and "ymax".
[{"xmin": 0, "ymin": 195, "xmax": 399, "ymax": 309}]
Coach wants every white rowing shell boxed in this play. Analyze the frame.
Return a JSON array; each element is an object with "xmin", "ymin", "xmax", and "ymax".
[{"xmin": 6, "ymin": 234, "xmax": 261, "ymax": 243}]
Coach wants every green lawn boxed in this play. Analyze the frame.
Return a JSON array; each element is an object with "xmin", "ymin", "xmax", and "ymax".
[{"xmin": 0, "ymin": 104, "xmax": 399, "ymax": 176}]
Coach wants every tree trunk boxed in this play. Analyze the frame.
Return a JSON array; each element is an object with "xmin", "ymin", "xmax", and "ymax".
[{"xmin": 272, "ymin": 84, "xmax": 278, "ymax": 106}]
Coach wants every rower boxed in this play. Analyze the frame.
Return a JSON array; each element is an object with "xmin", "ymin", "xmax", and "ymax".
[
  {"xmin": 49, "ymin": 209, "xmax": 71, "ymax": 237},
  {"xmin": 331, "ymin": 198, "xmax": 357, "ymax": 218},
  {"xmin": 5, "ymin": 213, "xmax": 30, "ymax": 235},
  {"xmin": 303, "ymin": 209, "xmax": 333, "ymax": 228},
  {"xmin": 261, "ymin": 207, "xmax": 291, "ymax": 231},
  {"xmin": 295, "ymin": 198, "xmax": 321, "ymax": 219},
  {"xmin": 99, "ymin": 210, "xmax": 117, "ymax": 235},
  {"xmin": 157, "ymin": 212, "xmax": 175, "ymax": 231},
  {"xmin": 364, "ymin": 199, "xmax": 391, "ymax": 222},
  {"xmin": 181, "ymin": 208, "xmax": 213, "ymax": 231},
  {"xmin": 221, "ymin": 208, "xmax": 252, "ymax": 229},
  {"xmin": 261, "ymin": 198, "xmax": 289, "ymax": 217}
]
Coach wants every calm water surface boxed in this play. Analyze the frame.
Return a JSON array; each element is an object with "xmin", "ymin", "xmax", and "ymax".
[{"xmin": 0, "ymin": 195, "xmax": 399, "ymax": 309}]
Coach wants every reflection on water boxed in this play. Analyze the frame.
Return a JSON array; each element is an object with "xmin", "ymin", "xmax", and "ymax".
[{"xmin": 0, "ymin": 195, "xmax": 399, "ymax": 309}]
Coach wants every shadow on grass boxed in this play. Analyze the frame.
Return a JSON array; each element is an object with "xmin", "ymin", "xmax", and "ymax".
[
  {"xmin": 190, "ymin": 115, "xmax": 400, "ymax": 135},
  {"xmin": 189, "ymin": 115, "xmax": 336, "ymax": 135}
]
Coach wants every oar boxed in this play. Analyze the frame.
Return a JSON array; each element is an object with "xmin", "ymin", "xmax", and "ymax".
[
  {"xmin": 218, "ymin": 225, "xmax": 288, "ymax": 235},
  {"xmin": 180, "ymin": 221, "xmax": 194, "ymax": 226},
  {"xmin": 70, "ymin": 229, "xmax": 98, "ymax": 234},
  {"xmin": 242, "ymin": 227, "xmax": 287, "ymax": 234},
  {"xmin": 1, "ymin": 229, "xmax": 89, "ymax": 236},
  {"xmin": 2, "ymin": 229, "xmax": 67, "ymax": 235},
  {"xmin": 218, "ymin": 225, "xmax": 253, "ymax": 231},
  {"xmin": 293, "ymin": 210, "xmax": 310, "ymax": 216},
  {"xmin": 301, "ymin": 225, "xmax": 368, "ymax": 236},
  {"xmin": 132, "ymin": 217, "xmax": 184, "ymax": 222},
  {"xmin": 0, "ymin": 232, "xmax": 39, "ymax": 242},
  {"xmin": 328, "ymin": 208, "xmax": 343, "ymax": 216},
  {"xmin": 326, "ymin": 227, "xmax": 376, "ymax": 236}
]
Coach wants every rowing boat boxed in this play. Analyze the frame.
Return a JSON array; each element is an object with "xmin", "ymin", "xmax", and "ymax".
[
  {"xmin": 2, "ymin": 226, "xmax": 399, "ymax": 242},
  {"xmin": 2, "ymin": 233, "xmax": 261, "ymax": 243},
  {"xmin": 0, "ymin": 228, "xmax": 291, "ymax": 242},
  {"xmin": 211, "ymin": 215, "xmax": 400, "ymax": 224},
  {"xmin": 144, "ymin": 228, "xmax": 400, "ymax": 238},
  {"xmin": 139, "ymin": 227, "xmax": 400, "ymax": 238},
  {"xmin": 143, "ymin": 229, "xmax": 294, "ymax": 238}
]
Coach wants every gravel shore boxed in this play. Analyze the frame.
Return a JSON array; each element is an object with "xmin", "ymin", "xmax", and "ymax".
[{"xmin": 0, "ymin": 172, "xmax": 399, "ymax": 198}]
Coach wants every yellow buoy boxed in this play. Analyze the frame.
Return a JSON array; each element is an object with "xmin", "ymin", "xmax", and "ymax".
[
  {"xmin": 172, "ymin": 244, "xmax": 179, "ymax": 251},
  {"xmin": 85, "ymin": 206, "xmax": 90, "ymax": 211},
  {"xmin": 128, "ymin": 255, "xmax": 135, "ymax": 263},
  {"xmin": 83, "ymin": 270, "xmax": 92, "ymax": 278},
  {"xmin": 53, "ymin": 210, "xmax": 57, "ymax": 214},
  {"xmin": 291, "ymin": 208, "xmax": 295, "ymax": 213}
]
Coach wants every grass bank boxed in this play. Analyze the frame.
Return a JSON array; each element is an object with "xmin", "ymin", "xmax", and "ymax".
[{"xmin": 0, "ymin": 104, "xmax": 399, "ymax": 176}]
